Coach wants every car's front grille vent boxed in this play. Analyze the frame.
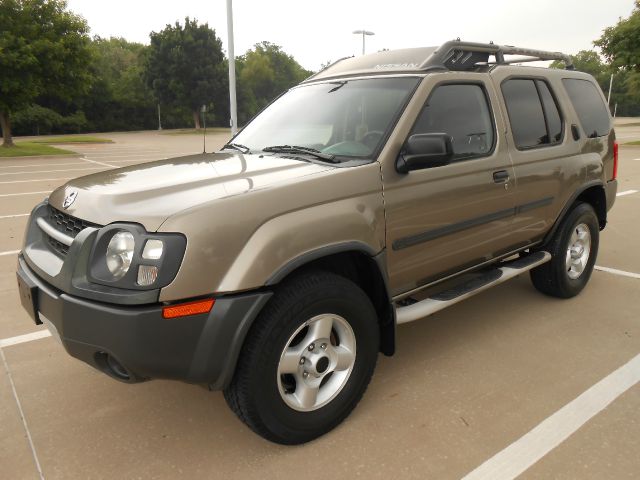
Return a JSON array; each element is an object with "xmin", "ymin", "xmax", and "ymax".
[
  {"xmin": 44, "ymin": 205, "xmax": 101, "ymax": 256},
  {"xmin": 47, "ymin": 236, "xmax": 70, "ymax": 256},
  {"xmin": 47, "ymin": 205, "xmax": 100, "ymax": 238}
]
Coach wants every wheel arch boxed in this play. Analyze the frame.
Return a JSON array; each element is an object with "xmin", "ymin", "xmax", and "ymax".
[
  {"xmin": 543, "ymin": 182, "xmax": 607, "ymax": 247},
  {"xmin": 266, "ymin": 243, "xmax": 396, "ymax": 356}
]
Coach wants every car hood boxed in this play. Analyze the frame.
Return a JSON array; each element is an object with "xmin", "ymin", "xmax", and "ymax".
[{"xmin": 48, "ymin": 152, "xmax": 335, "ymax": 231}]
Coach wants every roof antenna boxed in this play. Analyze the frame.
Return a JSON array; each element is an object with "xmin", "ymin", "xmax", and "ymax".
[{"xmin": 201, "ymin": 104, "xmax": 207, "ymax": 154}]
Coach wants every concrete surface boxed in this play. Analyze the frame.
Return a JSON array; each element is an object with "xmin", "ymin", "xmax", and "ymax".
[{"xmin": 0, "ymin": 125, "xmax": 639, "ymax": 479}]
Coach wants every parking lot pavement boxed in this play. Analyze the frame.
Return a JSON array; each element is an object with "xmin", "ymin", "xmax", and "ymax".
[
  {"xmin": 521, "ymin": 383, "xmax": 640, "ymax": 480},
  {"xmin": 0, "ymin": 127, "xmax": 639, "ymax": 479}
]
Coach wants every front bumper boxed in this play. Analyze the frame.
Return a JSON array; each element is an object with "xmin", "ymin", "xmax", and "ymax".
[{"xmin": 17, "ymin": 255, "xmax": 272, "ymax": 389}]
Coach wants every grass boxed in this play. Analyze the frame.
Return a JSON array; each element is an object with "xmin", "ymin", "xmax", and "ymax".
[
  {"xmin": 162, "ymin": 128, "xmax": 231, "ymax": 135},
  {"xmin": 624, "ymin": 140, "xmax": 640, "ymax": 145},
  {"xmin": 618, "ymin": 122, "xmax": 640, "ymax": 127},
  {"xmin": 0, "ymin": 142, "xmax": 74, "ymax": 157},
  {"xmin": 30, "ymin": 135, "xmax": 113, "ymax": 144}
]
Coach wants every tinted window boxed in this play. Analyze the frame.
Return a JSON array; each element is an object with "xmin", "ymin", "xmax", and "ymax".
[
  {"xmin": 562, "ymin": 79, "xmax": 610, "ymax": 138},
  {"xmin": 536, "ymin": 81, "xmax": 562, "ymax": 142},
  {"xmin": 411, "ymin": 84, "xmax": 494, "ymax": 159},
  {"xmin": 502, "ymin": 79, "xmax": 548, "ymax": 148}
]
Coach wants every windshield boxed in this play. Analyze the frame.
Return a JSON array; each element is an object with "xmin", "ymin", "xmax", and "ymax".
[{"xmin": 231, "ymin": 77, "xmax": 420, "ymax": 159}]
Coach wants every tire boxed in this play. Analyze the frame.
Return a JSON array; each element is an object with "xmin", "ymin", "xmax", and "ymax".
[
  {"xmin": 530, "ymin": 202, "xmax": 599, "ymax": 298},
  {"xmin": 224, "ymin": 270, "xmax": 379, "ymax": 444}
]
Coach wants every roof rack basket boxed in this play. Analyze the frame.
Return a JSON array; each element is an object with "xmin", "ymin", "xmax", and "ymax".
[{"xmin": 421, "ymin": 40, "xmax": 574, "ymax": 71}]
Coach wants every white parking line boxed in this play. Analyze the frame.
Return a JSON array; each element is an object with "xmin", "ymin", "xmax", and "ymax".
[
  {"xmin": 76, "ymin": 146, "xmax": 156, "ymax": 151},
  {"xmin": 595, "ymin": 265, "xmax": 640, "ymax": 279},
  {"xmin": 0, "ymin": 191, "xmax": 49, "ymax": 198},
  {"xmin": 85, "ymin": 153, "xmax": 162, "ymax": 158},
  {"xmin": 0, "ymin": 167, "xmax": 102, "ymax": 176},
  {"xmin": 617, "ymin": 190, "xmax": 638, "ymax": 197},
  {"xmin": 0, "ymin": 162, "xmax": 86, "ymax": 169},
  {"xmin": 100, "ymin": 158, "xmax": 168, "ymax": 164},
  {"xmin": 462, "ymin": 353, "xmax": 640, "ymax": 480},
  {"xmin": 0, "ymin": 177, "xmax": 71, "ymax": 185},
  {"xmin": 0, "ymin": 250, "xmax": 20, "ymax": 256},
  {"xmin": 0, "ymin": 214, "xmax": 29, "ymax": 220},
  {"xmin": 0, "ymin": 330, "xmax": 51, "ymax": 348},
  {"xmin": 81, "ymin": 157, "xmax": 116, "ymax": 168},
  {"xmin": 0, "ymin": 348, "xmax": 45, "ymax": 480}
]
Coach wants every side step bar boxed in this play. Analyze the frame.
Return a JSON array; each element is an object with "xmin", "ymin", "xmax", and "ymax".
[{"xmin": 395, "ymin": 251, "xmax": 551, "ymax": 325}]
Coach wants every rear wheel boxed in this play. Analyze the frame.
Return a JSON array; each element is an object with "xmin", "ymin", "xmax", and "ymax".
[
  {"xmin": 224, "ymin": 271, "xmax": 379, "ymax": 444},
  {"xmin": 530, "ymin": 202, "xmax": 599, "ymax": 298}
]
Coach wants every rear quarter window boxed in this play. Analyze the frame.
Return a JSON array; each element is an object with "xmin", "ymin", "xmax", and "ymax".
[{"xmin": 562, "ymin": 79, "xmax": 611, "ymax": 138}]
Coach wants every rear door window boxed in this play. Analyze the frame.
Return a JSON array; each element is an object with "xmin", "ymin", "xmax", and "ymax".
[
  {"xmin": 536, "ymin": 81, "xmax": 562, "ymax": 143},
  {"xmin": 501, "ymin": 79, "xmax": 563, "ymax": 149},
  {"xmin": 562, "ymin": 78, "xmax": 611, "ymax": 138},
  {"xmin": 411, "ymin": 83, "xmax": 495, "ymax": 160}
]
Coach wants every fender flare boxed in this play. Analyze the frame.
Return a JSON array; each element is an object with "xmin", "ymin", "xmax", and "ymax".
[
  {"xmin": 265, "ymin": 241, "xmax": 396, "ymax": 356},
  {"xmin": 266, "ymin": 241, "xmax": 383, "ymax": 285},
  {"xmin": 541, "ymin": 180, "xmax": 605, "ymax": 246}
]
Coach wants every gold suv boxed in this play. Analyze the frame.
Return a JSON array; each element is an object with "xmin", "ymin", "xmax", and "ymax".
[{"xmin": 17, "ymin": 41, "xmax": 618, "ymax": 444}]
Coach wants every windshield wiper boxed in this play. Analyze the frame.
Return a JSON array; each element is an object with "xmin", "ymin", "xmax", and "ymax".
[
  {"xmin": 262, "ymin": 145, "xmax": 338, "ymax": 163},
  {"xmin": 328, "ymin": 81, "xmax": 347, "ymax": 93},
  {"xmin": 222, "ymin": 143, "xmax": 251, "ymax": 154}
]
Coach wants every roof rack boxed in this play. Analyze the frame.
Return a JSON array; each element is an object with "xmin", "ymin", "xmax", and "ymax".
[{"xmin": 421, "ymin": 40, "xmax": 574, "ymax": 71}]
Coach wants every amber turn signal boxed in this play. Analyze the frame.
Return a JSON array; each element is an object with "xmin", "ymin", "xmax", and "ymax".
[{"xmin": 162, "ymin": 299, "xmax": 215, "ymax": 319}]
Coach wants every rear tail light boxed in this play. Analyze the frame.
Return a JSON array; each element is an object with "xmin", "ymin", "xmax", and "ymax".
[{"xmin": 612, "ymin": 141, "xmax": 619, "ymax": 180}]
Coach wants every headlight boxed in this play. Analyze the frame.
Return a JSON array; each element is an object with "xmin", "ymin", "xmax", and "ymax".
[
  {"xmin": 106, "ymin": 231, "xmax": 135, "ymax": 279},
  {"xmin": 88, "ymin": 224, "xmax": 186, "ymax": 290}
]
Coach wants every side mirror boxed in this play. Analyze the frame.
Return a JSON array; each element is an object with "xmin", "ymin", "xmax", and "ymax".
[{"xmin": 396, "ymin": 133, "xmax": 453, "ymax": 173}]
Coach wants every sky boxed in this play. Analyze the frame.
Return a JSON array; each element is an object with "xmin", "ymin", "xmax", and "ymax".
[{"xmin": 67, "ymin": 0, "xmax": 636, "ymax": 71}]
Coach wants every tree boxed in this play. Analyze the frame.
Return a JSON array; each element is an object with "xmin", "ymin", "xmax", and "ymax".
[
  {"xmin": 83, "ymin": 37, "xmax": 156, "ymax": 132},
  {"xmin": 594, "ymin": 1, "xmax": 640, "ymax": 108},
  {"xmin": 145, "ymin": 18, "xmax": 227, "ymax": 129},
  {"xmin": 595, "ymin": 1, "xmax": 640, "ymax": 72},
  {"xmin": 236, "ymin": 42, "xmax": 312, "ymax": 123},
  {"xmin": 0, "ymin": 0, "xmax": 92, "ymax": 146},
  {"xmin": 551, "ymin": 50, "xmax": 609, "ymax": 87}
]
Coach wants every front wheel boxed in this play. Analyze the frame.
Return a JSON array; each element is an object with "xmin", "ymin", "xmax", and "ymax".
[
  {"xmin": 530, "ymin": 202, "xmax": 599, "ymax": 298},
  {"xmin": 224, "ymin": 271, "xmax": 379, "ymax": 444}
]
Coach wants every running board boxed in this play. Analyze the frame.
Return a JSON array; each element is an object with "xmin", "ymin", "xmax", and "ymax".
[{"xmin": 395, "ymin": 251, "xmax": 551, "ymax": 325}]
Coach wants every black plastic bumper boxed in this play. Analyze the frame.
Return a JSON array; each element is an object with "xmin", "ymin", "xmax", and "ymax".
[
  {"xmin": 605, "ymin": 179, "xmax": 618, "ymax": 212},
  {"xmin": 17, "ymin": 255, "xmax": 272, "ymax": 389}
]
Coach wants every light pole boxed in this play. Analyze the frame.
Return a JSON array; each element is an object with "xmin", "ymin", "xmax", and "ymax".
[
  {"xmin": 226, "ymin": 0, "xmax": 238, "ymax": 136},
  {"xmin": 352, "ymin": 29, "xmax": 375, "ymax": 55}
]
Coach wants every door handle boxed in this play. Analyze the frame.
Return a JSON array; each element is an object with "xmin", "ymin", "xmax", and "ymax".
[{"xmin": 493, "ymin": 170, "xmax": 509, "ymax": 183}]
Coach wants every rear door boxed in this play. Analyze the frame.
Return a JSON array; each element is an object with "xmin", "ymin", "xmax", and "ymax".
[
  {"xmin": 492, "ymin": 75, "xmax": 569, "ymax": 246},
  {"xmin": 381, "ymin": 74, "xmax": 518, "ymax": 297},
  {"xmin": 491, "ymin": 70, "xmax": 612, "ymax": 248}
]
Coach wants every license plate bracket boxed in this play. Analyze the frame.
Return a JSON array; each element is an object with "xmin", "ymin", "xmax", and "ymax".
[{"xmin": 16, "ymin": 271, "xmax": 41, "ymax": 325}]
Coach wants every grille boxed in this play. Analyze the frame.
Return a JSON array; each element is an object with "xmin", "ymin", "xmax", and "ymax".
[
  {"xmin": 45, "ymin": 205, "xmax": 101, "ymax": 256},
  {"xmin": 48, "ymin": 236, "xmax": 70, "ymax": 256}
]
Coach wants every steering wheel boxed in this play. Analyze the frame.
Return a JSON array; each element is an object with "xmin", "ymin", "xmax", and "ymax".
[{"xmin": 360, "ymin": 130, "xmax": 384, "ymax": 149}]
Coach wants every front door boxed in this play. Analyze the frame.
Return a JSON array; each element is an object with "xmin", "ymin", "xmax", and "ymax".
[{"xmin": 382, "ymin": 75, "xmax": 518, "ymax": 297}]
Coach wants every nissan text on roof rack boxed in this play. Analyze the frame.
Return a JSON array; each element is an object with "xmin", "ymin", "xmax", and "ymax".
[{"xmin": 17, "ymin": 40, "xmax": 617, "ymax": 444}]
